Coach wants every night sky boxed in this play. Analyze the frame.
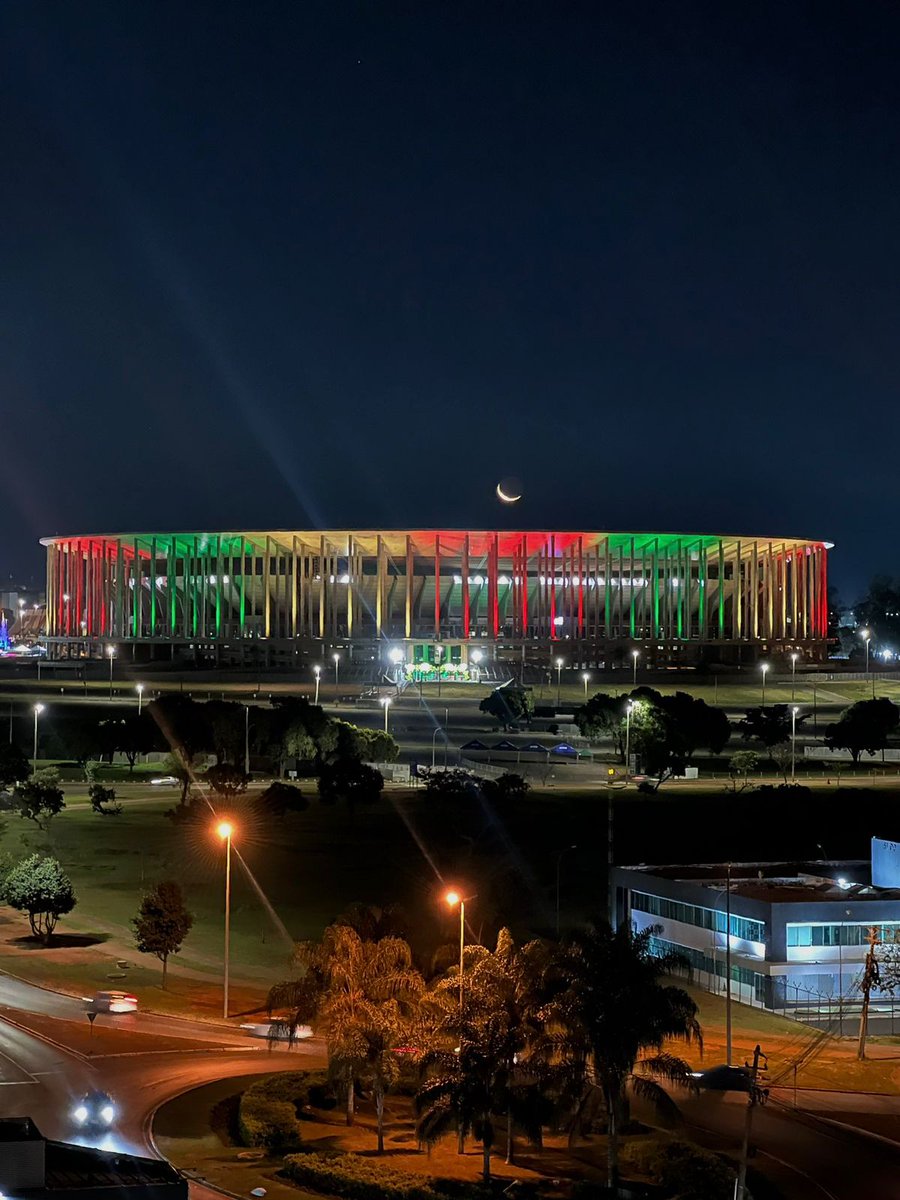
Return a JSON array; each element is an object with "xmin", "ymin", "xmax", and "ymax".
[{"xmin": 3, "ymin": 2, "xmax": 899, "ymax": 598}]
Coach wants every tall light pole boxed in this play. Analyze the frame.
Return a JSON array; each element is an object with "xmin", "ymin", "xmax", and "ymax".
[
  {"xmin": 244, "ymin": 704, "xmax": 250, "ymax": 775},
  {"xmin": 313, "ymin": 665, "xmax": 321, "ymax": 706},
  {"xmin": 445, "ymin": 888, "xmax": 467, "ymax": 1154},
  {"xmin": 470, "ymin": 648, "xmax": 483, "ymax": 684},
  {"xmin": 216, "ymin": 821, "xmax": 234, "ymax": 1019},
  {"xmin": 555, "ymin": 658, "xmax": 563, "ymax": 706},
  {"xmin": 862, "ymin": 629, "xmax": 872, "ymax": 696},
  {"xmin": 106, "ymin": 644, "xmax": 116, "ymax": 699},
  {"xmin": 632, "ymin": 648, "xmax": 639, "ymax": 688},
  {"xmin": 32, "ymin": 703, "xmax": 44, "ymax": 774},
  {"xmin": 582, "ymin": 672, "xmax": 590, "ymax": 700},
  {"xmin": 136, "ymin": 683, "xmax": 144, "ymax": 716},
  {"xmin": 760, "ymin": 662, "xmax": 769, "ymax": 707},
  {"xmin": 333, "ymin": 652, "xmax": 340, "ymax": 690},
  {"xmin": 791, "ymin": 706, "xmax": 798, "ymax": 783},
  {"xmin": 555, "ymin": 844, "xmax": 577, "ymax": 936},
  {"xmin": 431, "ymin": 726, "xmax": 442, "ymax": 769},
  {"xmin": 624, "ymin": 700, "xmax": 634, "ymax": 782},
  {"xmin": 381, "ymin": 696, "xmax": 392, "ymax": 733},
  {"xmin": 790, "ymin": 653, "xmax": 798, "ymax": 702}
]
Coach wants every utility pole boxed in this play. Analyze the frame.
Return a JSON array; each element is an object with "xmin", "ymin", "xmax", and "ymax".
[
  {"xmin": 857, "ymin": 925, "xmax": 880, "ymax": 1061},
  {"xmin": 734, "ymin": 1044, "xmax": 768, "ymax": 1200},
  {"xmin": 725, "ymin": 862, "xmax": 733, "ymax": 1067}
]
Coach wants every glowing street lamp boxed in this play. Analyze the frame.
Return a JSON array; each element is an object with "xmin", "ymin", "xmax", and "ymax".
[
  {"xmin": 381, "ymin": 696, "xmax": 392, "ymax": 733},
  {"xmin": 333, "ymin": 652, "xmax": 340, "ymax": 689},
  {"xmin": 632, "ymin": 648, "xmax": 639, "ymax": 687},
  {"xmin": 136, "ymin": 683, "xmax": 144, "ymax": 716},
  {"xmin": 32, "ymin": 703, "xmax": 44, "ymax": 773},
  {"xmin": 106, "ymin": 644, "xmax": 116, "ymax": 699},
  {"xmin": 790, "ymin": 652, "xmax": 798, "ymax": 702},
  {"xmin": 555, "ymin": 658, "xmax": 563, "ymax": 706},
  {"xmin": 760, "ymin": 662, "xmax": 769, "ymax": 707},
  {"xmin": 313, "ymin": 665, "xmax": 321, "ymax": 706},
  {"xmin": 861, "ymin": 629, "xmax": 872, "ymax": 694},
  {"xmin": 791, "ymin": 706, "xmax": 799, "ymax": 782},
  {"xmin": 470, "ymin": 648, "xmax": 483, "ymax": 683},
  {"xmin": 624, "ymin": 700, "xmax": 635, "ymax": 783},
  {"xmin": 444, "ymin": 888, "xmax": 470, "ymax": 1154},
  {"xmin": 216, "ymin": 820, "xmax": 235, "ymax": 1019},
  {"xmin": 582, "ymin": 672, "xmax": 590, "ymax": 700}
]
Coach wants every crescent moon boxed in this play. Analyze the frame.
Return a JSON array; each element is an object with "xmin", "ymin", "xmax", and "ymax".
[{"xmin": 496, "ymin": 483, "xmax": 522, "ymax": 503}]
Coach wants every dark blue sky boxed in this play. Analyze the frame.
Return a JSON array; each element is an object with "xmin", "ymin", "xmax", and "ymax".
[{"xmin": 2, "ymin": 2, "xmax": 899, "ymax": 597}]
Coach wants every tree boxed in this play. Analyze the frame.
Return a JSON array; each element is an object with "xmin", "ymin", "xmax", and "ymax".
[
  {"xmin": 424, "ymin": 768, "xmax": 479, "ymax": 800},
  {"xmin": 146, "ymin": 696, "xmax": 210, "ymax": 764},
  {"xmin": 89, "ymin": 782, "xmax": 121, "ymax": 815},
  {"xmin": 539, "ymin": 921, "xmax": 701, "ymax": 1189},
  {"xmin": 204, "ymin": 762, "xmax": 249, "ymax": 799},
  {"xmin": 627, "ymin": 689, "xmax": 730, "ymax": 788},
  {"xmin": 825, "ymin": 698, "xmax": 900, "ymax": 763},
  {"xmin": 574, "ymin": 693, "xmax": 628, "ymax": 758},
  {"xmin": 15, "ymin": 769, "xmax": 65, "ymax": 828},
  {"xmin": 162, "ymin": 753, "xmax": 197, "ymax": 806},
  {"xmin": 5, "ymin": 854, "xmax": 76, "ymax": 944},
  {"xmin": 483, "ymin": 772, "xmax": 530, "ymax": 804},
  {"xmin": 116, "ymin": 712, "xmax": 158, "ymax": 773},
  {"xmin": 726, "ymin": 750, "xmax": 760, "ymax": 792},
  {"xmin": 0, "ymin": 744, "xmax": 29, "ymax": 789},
  {"xmin": 317, "ymin": 760, "xmax": 383, "ymax": 809},
  {"xmin": 479, "ymin": 685, "xmax": 534, "ymax": 730},
  {"xmin": 254, "ymin": 781, "xmax": 309, "ymax": 819},
  {"xmin": 203, "ymin": 700, "xmax": 246, "ymax": 765},
  {"xmin": 416, "ymin": 930, "xmax": 548, "ymax": 1179},
  {"xmin": 738, "ymin": 705, "xmax": 794, "ymax": 749},
  {"xmin": 132, "ymin": 881, "xmax": 194, "ymax": 988},
  {"xmin": 267, "ymin": 924, "xmax": 423, "ymax": 1148}
]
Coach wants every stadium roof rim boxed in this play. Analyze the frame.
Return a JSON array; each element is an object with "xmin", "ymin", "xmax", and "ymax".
[{"xmin": 40, "ymin": 529, "xmax": 834, "ymax": 549}]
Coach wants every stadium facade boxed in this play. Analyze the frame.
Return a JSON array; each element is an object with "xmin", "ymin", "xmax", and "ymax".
[{"xmin": 40, "ymin": 529, "xmax": 830, "ymax": 667}]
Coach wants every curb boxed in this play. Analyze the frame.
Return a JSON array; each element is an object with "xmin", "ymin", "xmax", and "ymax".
[{"xmin": 0, "ymin": 1009, "xmax": 89, "ymax": 1064}]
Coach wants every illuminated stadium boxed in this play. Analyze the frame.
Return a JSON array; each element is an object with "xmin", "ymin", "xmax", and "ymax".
[{"xmin": 40, "ymin": 530, "xmax": 830, "ymax": 668}]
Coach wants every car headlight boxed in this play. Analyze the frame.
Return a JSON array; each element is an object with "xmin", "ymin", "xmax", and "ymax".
[
  {"xmin": 101, "ymin": 1104, "xmax": 114, "ymax": 1124},
  {"xmin": 73, "ymin": 1105, "xmax": 88, "ymax": 1123}
]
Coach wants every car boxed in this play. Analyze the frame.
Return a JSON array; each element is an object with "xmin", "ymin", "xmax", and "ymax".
[
  {"xmin": 150, "ymin": 775, "xmax": 179, "ymax": 787},
  {"xmin": 86, "ymin": 990, "xmax": 138, "ymax": 1014},
  {"xmin": 694, "ymin": 1064, "xmax": 752, "ymax": 1092},
  {"xmin": 240, "ymin": 1020, "xmax": 313, "ymax": 1042},
  {"xmin": 73, "ymin": 1089, "xmax": 116, "ymax": 1129}
]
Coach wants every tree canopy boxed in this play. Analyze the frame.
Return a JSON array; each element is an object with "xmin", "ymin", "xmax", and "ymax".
[
  {"xmin": 825, "ymin": 698, "xmax": 900, "ymax": 763},
  {"xmin": 132, "ymin": 880, "xmax": 194, "ymax": 987},
  {"xmin": 5, "ymin": 854, "xmax": 76, "ymax": 944}
]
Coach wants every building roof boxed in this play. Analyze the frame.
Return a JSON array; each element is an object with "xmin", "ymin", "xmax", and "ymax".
[{"xmin": 620, "ymin": 861, "xmax": 900, "ymax": 905}]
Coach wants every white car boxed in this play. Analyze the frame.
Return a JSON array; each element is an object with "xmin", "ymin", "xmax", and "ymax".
[
  {"xmin": 150, "ymin": 776, "xmax": 179, "ymax": 787},
  {"xmin": 240, "ymin": 1020, "xmax": 313, "ymax": 1042},
  {"xmin": 86, "ymin": 990, "xmax": 138, "ymax": 1014}
]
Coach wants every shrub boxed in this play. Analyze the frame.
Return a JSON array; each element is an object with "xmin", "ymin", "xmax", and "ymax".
[
  {"xmin": 623, "ymin": 1136, "xmax": 734, "ymax": 1200},
  {"xmin": 237, "ymin": 1071, "xmax": 337, "ymax": 1151},
  {"xmin": 282, "ymin": 1153, "xmax": 443, "ymax": 1200}
]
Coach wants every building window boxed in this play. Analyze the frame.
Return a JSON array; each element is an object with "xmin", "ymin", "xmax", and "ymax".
[
  {"xmin": 787, "ymin": 922, "xmax": 900, "ymax": 948},
  {"xmin": 632, "ymin": 891, "xmax": 764, "ymax": 943}
]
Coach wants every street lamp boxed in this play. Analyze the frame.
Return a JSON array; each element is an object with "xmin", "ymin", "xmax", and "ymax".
[
  {"xmin": 790, "ymin": 653, "xmax": 798, "ymax": 702},
  {"xmin": 333, "ymin": 652, "xmax": 340, "ymax": 689},
  {"xmin": 791, "ymin": 706, "xmax": 799, "ymax": 783},
  {"xmin": 444, "ymin": 888, "xmax": 468, "ymax": 1154},
  {"xmin": 32, "ymin": 703, "xmax": 44, "ymax": 774},
  {"xmin": 136, "ymin": 683, "xmax": 144, "ymax": 716},
  {"xmin": 624, "ymin": 700, "xmax": 635, "ymax": 782},
  {"xmin": 216, "ymin": 821, "xmax": 235, "ymax": 1019},
  {"xmin": 582, "ymin": 672, "xmax": 590, "ymax": 700},
  {"xmin": 313, "ymin": 665, "xmax": 321, "ymax": 706},
  {"xmin": 555, "ymin": 844, "xmax": 577, "ymax": 937},
  {"xmin": 555, "ymin": 658, "xmax": 563, "ymax": 706},
  {"xmin": 106, "ymin": 644, "xmax": 116, "ymax": 699},
  {"xmin": 862, "ymin": 629, "xmax": 872, "ymax": 694},
  {"xmin": 760, "ymin": 662, "xmax": 769, "ymax": 707},
  {"xmin": 381, "ymin": 696, "xmax": 392, "ymax": 733},
  {"xmin": 631, "ymin": 648, "xmax": 639, "ymax": 687}
]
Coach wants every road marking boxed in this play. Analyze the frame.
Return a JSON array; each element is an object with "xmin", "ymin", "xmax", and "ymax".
[{"xmin": 756, "ymin": 1148, "xmax": 840, "ymax": 1200}]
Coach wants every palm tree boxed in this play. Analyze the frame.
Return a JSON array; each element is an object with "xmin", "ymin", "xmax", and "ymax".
[
  {"xmin": 267, "ymin": 923, "xmax": 423, "ymax": 1145},
  {"xmin": 416, "ymin": 929, "xmax": 546, "ymax": 1181},
  {"xmin": 540, "ymin": 921, "xmax": 701, "ymax": 1190}
]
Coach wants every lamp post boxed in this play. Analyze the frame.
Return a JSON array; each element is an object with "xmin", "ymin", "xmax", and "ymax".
[
  {"xmin": 333, "ymin": 652, "xmax": 340, "ymax": 690},
  {"xmin": 381, "ymin": 696, "xmax": 392, "ymax": 733},
  {"xmin": 106, "ymin": 644, "xmax": 116, "ymax": 699},
  {"xmin": 624, "ymin": 700, "xmax": 634, "ymax": 783},
  {"xmin": 431, "ymin": 726, "xmax": 442, "ymax": 769},
  {"xmin": 32, "ymin": 703, "xmax": 44, "ymax": 774},
  {"xmin": 136, "ymin": 684, "xmax": 144, "ymax": 716},
  {"xmin": 470, "ymin": 649, "xmax": 483, "ymax": 684},
  {"xmin": 216, "ymin": 821, "xmax": 234, "ymax": 1019},
  {"xmin": 555, "ymin": 658, "xmax": 563, "ymax": 706},
  {"xmin": 555, "ymin": 844, "xmax": 577, "ymax": 936},
  {"xmin": 791, "ymin": 706, "xmax": 798, "ymax": 782},
  {"xmin": 790, "ymin": 653, "xmax": 798, "ymax": 702},
  {"xmin": 862, "ymin": 629, "xmax": 872, "ymax": 695},
  {"xmin": 760, "ymin": 662, "xmax": 769, "ymax": 707},
  {"xmin": 582, "ymin": 672, "xmax": 590, "ymax": 700},
  {"xmin": 244, "ymin": 704, "xmax": 250, "ymax": 775},
  {"xmin": 313, "ymin": 665, "xmax": 321, "ymax": 706},
  {"xmin": 445, "ymin": 889, "xmax": 467, "ymax": 1154},
  {"xmin": 632, "ymin": 648, "xmax": 639, "ymax": 688}
]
